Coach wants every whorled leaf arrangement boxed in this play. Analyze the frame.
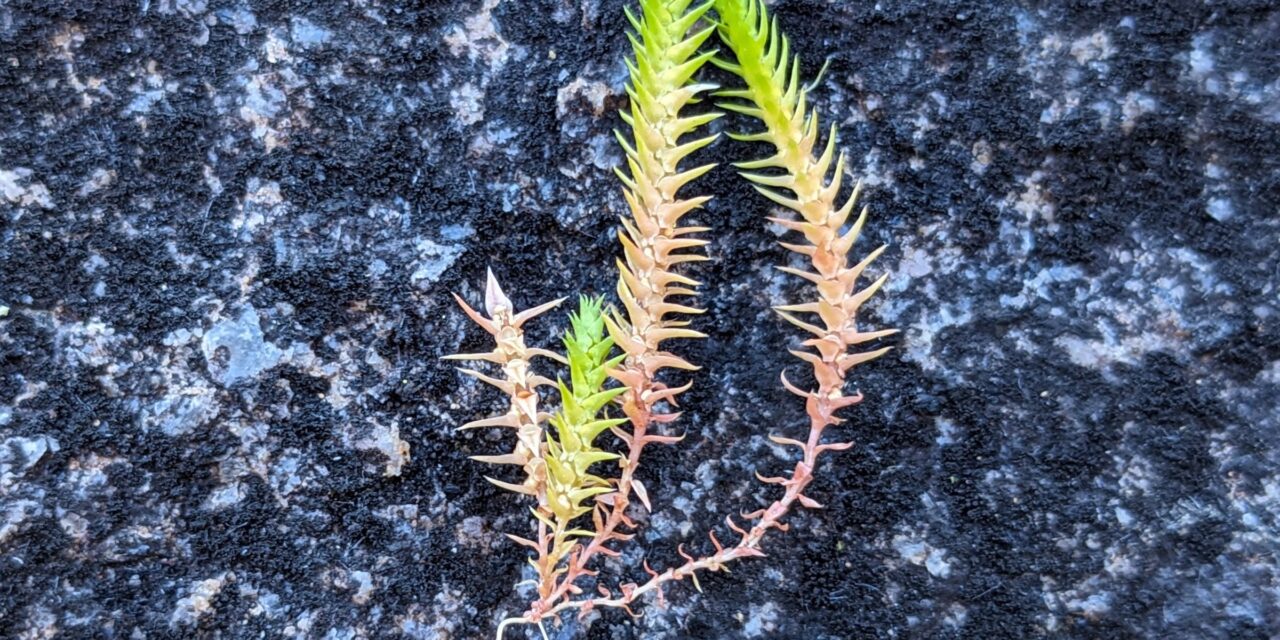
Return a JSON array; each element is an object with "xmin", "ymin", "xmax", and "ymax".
[
  {"xmin": 712, "ymin": 1, "xmax": 899, "ymax": 430},
  {"xmin": 705, "ymin": 0, "xmax": 899, "ymax": 543},
  {"xmin": 459, "ymin": 2, "xmax": 723, "ymax": 630},
  {"xmin": 604, "ymin": 0, "xmax": 720, "ymax": 426},
  {"xmin": 452, "ymin": 0, "xmax": 897, "ymax": 636},
  {"xmin": 449, "ymin": 290, "xmax": 630, "ymax": 631}
]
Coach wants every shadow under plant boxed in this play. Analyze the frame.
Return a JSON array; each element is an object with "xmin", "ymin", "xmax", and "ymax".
[{"xmin": 1, "ymin": 0, "xmax": 1278, "ymax": 638}]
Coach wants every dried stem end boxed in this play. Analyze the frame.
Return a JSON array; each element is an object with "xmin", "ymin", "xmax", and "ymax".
[{"xmin": 446, "ymin": 269, "xmax": 564, "ymax": 506}]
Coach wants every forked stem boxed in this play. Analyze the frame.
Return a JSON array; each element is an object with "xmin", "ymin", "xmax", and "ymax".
[{"xmin": 517, "ymin": 361, "xmax": 849, "ymax": 624}]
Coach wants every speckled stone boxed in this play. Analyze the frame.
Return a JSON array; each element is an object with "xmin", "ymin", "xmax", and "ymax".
[{"xmin": 1, "ymin": 1, "xmax": 1277, "ymax": 639}]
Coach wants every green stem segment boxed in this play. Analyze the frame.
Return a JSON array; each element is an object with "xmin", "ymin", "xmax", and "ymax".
[{"xmin": 525, "ymin": 298, "xmax": 628, "ymax": 601}]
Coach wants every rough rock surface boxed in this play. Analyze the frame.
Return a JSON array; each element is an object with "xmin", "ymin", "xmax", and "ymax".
[{"xmin": 2, "ymin": 1, "xmax": 1278, "ymax": 638}]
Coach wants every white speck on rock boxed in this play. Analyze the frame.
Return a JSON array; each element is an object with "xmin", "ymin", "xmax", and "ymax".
[
  {"xmin": 450, "ymin": 82, "xmax": 485, "ymax": 126},
  {"xmin": 263, "ymin": 30, "xmax": 293, "ymax": 64},
  {"xmin": 893, "ymin": 534, "xmax": 953, "ymax": 578},
  {"xmin": 1115, "ymin": 506, "xmax": 1135, "ymax": 527},
  {"xmin": 1065, "ymin": 591, "xmax": 1113, "ymax": 618},
  {"xmin": 899, "ymin": 245, "xmax": 935, "ymax": 278},
  {"xmin": 77, "ymin": 168, "xmax": 116, "ymax": 196},
  {"xmin": 201, "ymin": 306, "xmax": 283, "ymax": 386},
  {"xmin": 1012, "ymin": 170, "xmax": 1056, "ymax": 224},
  {"xmin": 443, "ymin": 0, "xmax": 511, "ymax": 71},
  {"xmin": 236, "ymin": 178, "xmax": 288, "ymax": 235},
  {"xmin": 124, "ymin": 89, "xmax": 165, "ymax": 115},
  {"xmin": 999, "ymin": 264, "xmax": 1083, "ymax": 310},
  {"xmin": 410, "ymin": 239, "xmax": 465, "ymax": 289},
  {"xmin": 900, "ymin": 298, "xmax": 973, "ymax": 372},
  {"xmin": 0, "ymin": 168, "xmax": 54, "ymax": 209},
  {"xmin": 171, "ymin": 573, "xmax": 230, "ymax": 627},
  {"xmin": 556, "ymin": 76, "xmax": 614, "ymax": 118},
  {"xmin": 455, "ymin": 516, "xmax": 489, "ymax": 550},
  {"xmin": 468, "ymin": 124, "xmax": 520, "ymax": 157},
  {"xmin": 0, "ymin": 499, "xmax": 42, "ymax": 545},
  {"xmin": 971, "ymin": 139, "xmax": 993, "ymax": 173},
  {"xmin": 936, "ymin": 417, "xmax": 959, "ymax": 446},
  {"xmin": 440, "ymin": 223, "xmax": 474, "ymax": 241},
  {"xmin": 356, "ymin": 422, "xmax": 411, "ymax": 477},
  {"xmin": 172, "ymin": 0, "xmax": 208, "ymax": 14},
  {"xmin": 239, "ymin": 72, "xmax": 289, "ymax": 149},
  {"xmin": 203, "ymin": 481, "xmax": 247, "ymax": 510},
  {"xmin": 1054, "ymin": 316, "xmax": 1178, "ymax": 370},
  {"xmin": 217, "ymin": 7, "xmax": 257, "ymax": 34},
  {"xmin": 350, "ymin": 570, "xmax": 374, "ymax": 605},
  {"xmin": 290, "ymin": 17, "xmax": 330, "ymax": 47},
  {"xmin": 56, "ymin": 318, "xmax": 126, "ymax": 373},
  {"xmin": 742, "ymin": 602, "xmax": 779, "ymax": 637},
  {"xmin": 13, "ymin": 435, "xmax": 58, "ymax": 469},
  {"xmin": 1206, "ymin": 197, "xmax": 1234, "ymax": 222},
  {"xmin": 1069, "ymin": 31, "xmax": 1114, "ymax": 65},
  {"xmin": 321, "ymin": 627, "xmax": 356, "ymax": 640},
  {"xmin": 396, "ymin": 587, "xmax": 472, "ymax": 639},
  {"xmin": 925, "ymin": 548, "xmax": 953, "ymax": 578},
  {"xmin": 943, "ymin": 602, "xmax": 970, "ymax": 629},
  {"xmin": 1040, "ymin": 91, "xmax": 1082, "ymax": 124},
  {"xmin": 1, "ymin": 435, "xmax": 60, "ymax": 488},
  {"xmin": 58, "ymin": 510, "xmax": 89, "ymax": 540},
  {"xmin": 82, "ymin": 253, "xmax": 108, "ymax": 274},
  {"xmin": 1120, "ymin": 91, "xmax": 1157, "ymax": 133},
  {"xmin": 1188, "ymin": 34, "xmax": 1215, "ymax": 84},
  {"xmin": 270, "ymin": 451, "xmax": 305, "ymax": 497},
  {"xmin": 588, "ymin": 132, "xmax": 621, "ymax": 170}
]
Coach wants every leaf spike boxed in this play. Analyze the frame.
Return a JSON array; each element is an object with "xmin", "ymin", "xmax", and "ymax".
[
  {"xmin": 483, "ymin": 268, "xmax": 513, "ymax": 317},
  {"xmin": 750, "ymin": 184, "xmax": 804, "ymax": 211},
  {"xmin": 450, "ymin": 292, "xmax": 497, "ymax": 335},
  {"xmin": 847, "ymin": 272, "xmax": 890, "ymax": 310},
  {"xmin": 470, "ymin": 453, "xmax": 527, "ymax": 466},
  {"xmin": 512, "ymin": 297, "xmax": 568, "ymax": 328},
  {"xmin": 755, "ymin": 471, "xmax": 790, "ymax": 485},
  {"xmin": 779, "ymin": 370, "xmax": 811, "ymax": 398},
  {"xmin": 774, "ymin": 309, "xmax": 826, "ymax": 337},
  {"xmin": 774, "ymin": 265, "xmax": 823, "ymax": 284},
  {"xmin": 740, "ymin": 171, "xmax": 795, "ymax": 189},
  {"xmin": 767, "ymin": 434, "xmax": 807, "ymax": 450},
  {"xmin": 459, "ymin": 413, "xmax": 520, "ymax": 431},
  {"xmin": 485, "ymin": 476, "xmax": 535, "ymax": 496}
]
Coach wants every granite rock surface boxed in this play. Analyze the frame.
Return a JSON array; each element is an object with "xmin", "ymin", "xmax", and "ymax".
[{"xmin": 2, "ymin": 0, "xmax": 1278, "ymax": 638}]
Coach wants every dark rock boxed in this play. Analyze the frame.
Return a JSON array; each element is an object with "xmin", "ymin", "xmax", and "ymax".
[{"xmin": 1, "ymin": 1, "xmax": 1277, "ymax": 638}]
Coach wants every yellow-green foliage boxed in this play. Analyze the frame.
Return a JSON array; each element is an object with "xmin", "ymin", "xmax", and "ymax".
[
  {"xmin": 714, "ymin": 0, "xmax": 895, "ymax": 397},
  {"xmin": 543, "ymin": 297, "xmax": 627, "ymax": 526},
  {"xmin": 606, "ymin": 0, "xmax": 721, "ymax": 402},
  {"xmin": 714, "ymin": 0, "xmax": 849, "ymax": 206}
]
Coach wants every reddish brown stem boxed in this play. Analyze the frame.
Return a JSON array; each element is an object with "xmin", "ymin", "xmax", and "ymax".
[
  {"xmin": 525, "ymin": 385, "xmax": 654, "ymax": 619},
  {"xmin": 534, "ymin": 383, "xmax": 846, "ymax": 622}
]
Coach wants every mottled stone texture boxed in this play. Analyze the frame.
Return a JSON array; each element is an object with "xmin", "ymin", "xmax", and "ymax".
[{"xmin": 1, "ymin": 1, "xmax": 1278, "ymax": 638}]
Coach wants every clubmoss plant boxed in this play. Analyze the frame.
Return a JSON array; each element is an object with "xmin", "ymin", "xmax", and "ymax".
[{"xmin": 448, "ymin": 0, "xmax": 895, "ymax": 636}]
